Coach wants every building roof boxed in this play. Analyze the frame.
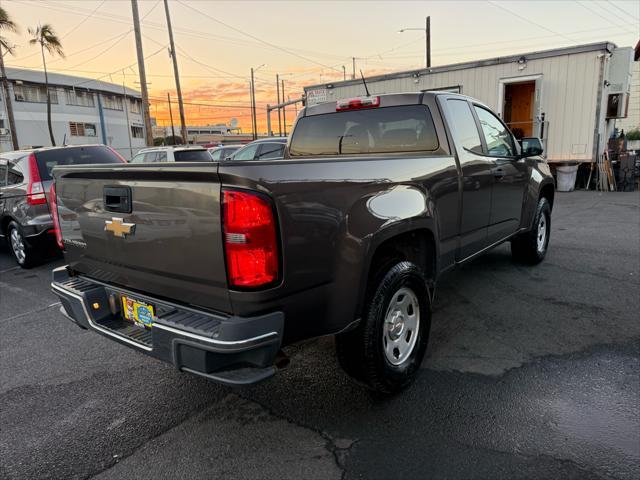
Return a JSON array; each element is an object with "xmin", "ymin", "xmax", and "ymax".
[
  {"xmin": 5, "ymin": 67, "xmax": 141, "ymax": 98},
  {"xmin": 305, "ymin": 41, "xmax": 618, "ymax": 91}
]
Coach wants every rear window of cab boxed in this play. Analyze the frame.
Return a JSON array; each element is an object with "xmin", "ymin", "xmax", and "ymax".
[{"xmin": 289, "ymin": 105, "xmax": 439, "ymax": 156}]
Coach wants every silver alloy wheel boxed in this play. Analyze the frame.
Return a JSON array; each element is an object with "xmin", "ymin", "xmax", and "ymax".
[
  {"xmin": 383, "ymin": 287, "xmax": 420, "ymax": 366},
  {"xmin": 536, "ymin": 214, "xmax": 547, "ymax": 253},
  {"xmin": 10, "ymin": 228, "xmax": 26, "ymax": 264}
]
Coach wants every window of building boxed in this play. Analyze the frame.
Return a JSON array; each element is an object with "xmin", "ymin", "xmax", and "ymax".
[
  {"xmin": 129, "ymin": 98, "xmax": 141, "ymax": 114},
  {"xmin": 131, "ymin": 126, "xmax": 144, "ymax": 138},
  {"xmin": 66, "ymin": 89, "xmax": 95, "ymax": 107},
  {"xmin": 102, "ymin": 94, "xmax": 123, "ymax": 110},
  {"xmin": 14, "ymin": 84, "xmax": 59, "ymax": 104},
  {"xmin": 69, "ymin": 122, "xmax": 97, "ymax": 137}
]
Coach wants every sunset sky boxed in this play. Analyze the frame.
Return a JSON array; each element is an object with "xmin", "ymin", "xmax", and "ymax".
[{"xmin": 2, "ymin": 0, "xmax": 638, "ymax": 133}]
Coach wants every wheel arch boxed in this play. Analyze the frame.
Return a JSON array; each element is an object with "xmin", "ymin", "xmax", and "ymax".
[
  {"xmin": 539, "ymin": 182, "xmax": 555, "ymax": 211},
  {"xmin": 355, "ymin": 225, "xmax": 438, "ymax": 319}
]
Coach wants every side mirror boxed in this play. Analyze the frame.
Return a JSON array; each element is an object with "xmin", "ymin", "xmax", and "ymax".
[{"xmin": 519, "ymin": 137, "xmax": 544, "ymax": 157}]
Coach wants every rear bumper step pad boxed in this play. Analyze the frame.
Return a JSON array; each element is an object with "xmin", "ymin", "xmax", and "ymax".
[{"xmin": 51, "ymin": 266, "xmax": 284, "ymax": 386}]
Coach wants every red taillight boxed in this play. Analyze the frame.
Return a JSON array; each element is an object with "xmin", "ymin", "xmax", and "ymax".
[
  {"xmin": 222, "ymin": 190, "xmax": 279, "ymax": 288},
  {"xmin": 336, "ymin": 96, "xmax": 380, "ymax": 111},
  {"xmin": 108, "ymin": 146, "xmax": 128, "ymax": 163},
  {"xmin": 27, "ymin": 153, "xmax": 47, "ymax": 205},
  {"xmin": 49, "ymin": 183, "xmax": 64, "ymax": 250}
]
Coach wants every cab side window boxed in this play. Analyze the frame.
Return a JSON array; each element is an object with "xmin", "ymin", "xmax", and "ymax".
[
  {"xmin": 446, "ymin": 99, "xmax": 483, "ymax": 155},
  {"xmin": 474, "ymin": 106, "xmax": 515, "ymax": 157},
  {"xmin": 257, "ymin": 143, "xmax": 284, "ymax": 160},
  {"xmin": 131, "ymin": 153, "xmax": 145, "ymax": 163},
  {"xmin": 209, "ymin": 149, "xmax": 223, "ymax": 161}
]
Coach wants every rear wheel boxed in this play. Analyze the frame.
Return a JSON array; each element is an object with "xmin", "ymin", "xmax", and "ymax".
[
  {"xmin": 511, "ymin": 197, "xmax": 551, "ymax": 264},
  {"xmin": 336, "ymin": 261, "xmax": 431, "ymax": 394},
  {"xmin": 7, "ymin": 221, "xmax": 40, "ymax": 268}
]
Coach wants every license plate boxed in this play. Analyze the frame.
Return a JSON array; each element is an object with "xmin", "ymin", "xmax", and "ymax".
[{"xmin": 121, "ymin": 296, "xmax": 155, "ymax": 328}]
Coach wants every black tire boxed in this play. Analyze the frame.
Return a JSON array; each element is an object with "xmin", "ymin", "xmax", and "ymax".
[
  {"xmin": 511, "ymin": 197, "xmax": 551, "ymax": 265},
  {"xmin": 7, "ymin": 221, "xmax": 40, "ymax": 268},
  {"xmin": 336, "ymin": 261, "xmax": 431, "ymax": 394}
]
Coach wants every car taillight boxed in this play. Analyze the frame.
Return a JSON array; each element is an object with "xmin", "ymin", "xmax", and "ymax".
[
  {"xmin": 27, "ymin": 153, "xmax": 47, "ymax": 205},
  {"xmin": 222, "ymin": 190, "xmax": 279, "ymax": 288},
  {"xmin": 49, "ymin": 183, "xmax": 64, "ymax": 250},
  {"xmin": 108, "ymin": 146, "xmax": 128, "ymax": 163},
  {"xmin": 336, "ymin": 96, "xmax": 380, "ymax": 111}
]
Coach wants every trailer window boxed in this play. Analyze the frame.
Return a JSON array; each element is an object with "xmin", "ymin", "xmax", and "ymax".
[{"xmin": 289, "ymin": 105, "xmax": 438, "ymax": 156}]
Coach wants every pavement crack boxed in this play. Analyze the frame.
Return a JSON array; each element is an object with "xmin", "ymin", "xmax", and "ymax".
[
  {"xmin": 0, "ymin": 302, "xmax": 61, "ymax": 322},
  {"xmin": 235, "ymin": 390, "xmax": 355, "ymax": 479}
]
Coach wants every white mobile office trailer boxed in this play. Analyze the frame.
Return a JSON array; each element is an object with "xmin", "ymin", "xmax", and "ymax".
[{"xmin": 304, "ymin": 42, "xmax": 636, "ymax": 164}]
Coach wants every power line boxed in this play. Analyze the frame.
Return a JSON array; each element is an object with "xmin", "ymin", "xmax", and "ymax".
[
  {"xmin": 486, "ymin": 1, "xmax": 577, "ymax": 43},
  {"xmin": 603, "ymin": 0, "xmax": 640, "ymax": 23},
  {"xmin": 61, "ymin": 0, "xmax": 107, "ymax": 39},
  {"xmin": 63, "ymin": 30, "xmax": 133, "ymax": 71},
  {"xmin": 575, "ymin": 1, "xmax": 637, "ymax": 35},
  {"xmin": 175, "ymin": 0, "xmax": 341, "ymax": 72},
  {"xmin": 8, "ymin": 0, "xmax": 107, "ymax": 62}
]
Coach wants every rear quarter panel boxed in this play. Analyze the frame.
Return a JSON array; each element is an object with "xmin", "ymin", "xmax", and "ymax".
[{"xmin": 219, "ymin": 153, "xmax": 458, "ymax": 344}]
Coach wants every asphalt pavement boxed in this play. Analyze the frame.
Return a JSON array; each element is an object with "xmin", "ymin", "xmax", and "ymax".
[{"xmin": 1, "ymin": 191, "xmax": 639, "ymax": 480}]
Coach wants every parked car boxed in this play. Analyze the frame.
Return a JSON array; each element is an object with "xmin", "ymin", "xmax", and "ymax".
[
  {"xmin": 0, "ymin": 144, "xmax": 125, "ymax": 267},
  {"xmin": 50, "ymin": 92, "xmax": 554, "ymax": 393},
  {"xmin": 228, "ymin": 137, "xmax": 287, "ymax": 161},
  {"xmin": 208, "ymin": 145, "xmax": 243, "ymax": 161},
  {"xmin": 130, "ymin": 146, "xmax": 212, "ymax": 163}
]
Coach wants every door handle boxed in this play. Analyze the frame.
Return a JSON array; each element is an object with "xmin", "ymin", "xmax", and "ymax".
[
  {"xmin": 104, "ymin": 186, "xmax": 132, "ymax": 213},
  {"xmin": 493, "ymin": 167, "xmax": 505, "ymax": 179}
]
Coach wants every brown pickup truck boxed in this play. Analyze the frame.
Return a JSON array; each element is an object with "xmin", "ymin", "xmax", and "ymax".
[{"xmin": 50, "ymin": 92, "xmax": 554, "ymax": 393}]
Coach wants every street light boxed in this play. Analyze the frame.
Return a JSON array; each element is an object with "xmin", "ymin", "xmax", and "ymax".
[
  {"xmin": 398, "ymin": 16, "xmax": 431, "ymax": 68},
  {"xmin": 250, "ymin": 64, "xmax": 266, "ymax": 140}
]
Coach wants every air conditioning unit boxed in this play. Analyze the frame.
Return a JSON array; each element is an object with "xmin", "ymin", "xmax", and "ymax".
[
  {"xmin": 606, "ymin": 92, "xmax": 629, "ymax": 119},
  {"xmin": 0, "ymin": 128, "xmax": 10, "ymax": 135}
]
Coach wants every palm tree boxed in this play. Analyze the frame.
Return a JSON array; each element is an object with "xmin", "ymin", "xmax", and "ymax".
[
  {"xmin": 29, "ymin": 24, "xmax": 64, "ymax": 146},
  {"xmin": 0, "ymin": 7, "xmax": 19, "ymax": 150}
]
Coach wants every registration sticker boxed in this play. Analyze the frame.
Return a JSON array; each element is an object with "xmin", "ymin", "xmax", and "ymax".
[{"xmin": 122, "ymin": 296, "xmax": 155, "ymax": 328}]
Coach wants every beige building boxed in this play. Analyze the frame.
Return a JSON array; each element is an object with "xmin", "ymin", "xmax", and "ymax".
[{"xmin": 304, "ymin": 42, "xmax": 636, "ymax": 163}]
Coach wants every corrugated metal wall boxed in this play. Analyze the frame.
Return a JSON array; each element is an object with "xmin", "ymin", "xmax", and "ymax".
[{"xmin": 311, "ymin": 50, "xmax": 605, "ymax": 163}]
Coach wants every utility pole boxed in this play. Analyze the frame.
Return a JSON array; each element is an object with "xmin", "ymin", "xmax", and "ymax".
[
  {"xmin": 281, "ymin": 79, "xmax": 286, "ymax": 137},
  {"xmin": 167, "ymin": 92, "xmax": 176, "ymax": 143},
  {"xmin": 276, "ymin": 74, "xmax": 282, "ymax": 136},
  {"xmin": 131, "ymin": 0, "xmax": 154, "ymax": 146},
  {"xmin": 342, "ymin": 65, "xmax": 346, "ymax": 81},
  {"xmin": 250, "ymin": 68, "xmax": 257, "ymax": 140},
  {"xmin": 426, "ymin": 16, "xmax": 431, "ymax": 68},
  {"xmin": 163, "ymin": 0, "xmax": 187, "ymax": 144},
  {"xmin": 352, "ymin": 57, "xmax": 356, "ymax": 80}
]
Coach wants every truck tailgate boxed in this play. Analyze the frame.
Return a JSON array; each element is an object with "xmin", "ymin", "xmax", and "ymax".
[{"xmin": 53, "ymin": 164, "xmax": 230, "ymax": 313}]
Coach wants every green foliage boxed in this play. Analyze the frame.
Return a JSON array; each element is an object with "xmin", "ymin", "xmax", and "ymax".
[
  {"xmin": 0, "ymin": 6, "xmax": 18, "ymax": 55},
  {"xmin": 625, "ymin": 129, "xmax": 640, "ymax": 141},
  {"xmin": 28, "ymin": 24, "xmax": 64, "ymax": 57}
]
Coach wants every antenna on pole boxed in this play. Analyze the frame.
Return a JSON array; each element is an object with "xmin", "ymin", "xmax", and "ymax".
[{"xmin": 360, "ymin": 70, "xmax": 370, "ymax": 97}]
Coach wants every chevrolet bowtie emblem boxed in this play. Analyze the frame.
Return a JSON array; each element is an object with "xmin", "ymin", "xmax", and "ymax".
[{"xmin": 104, "ymin": 217, "xmax": 136, "ymax": 238}]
